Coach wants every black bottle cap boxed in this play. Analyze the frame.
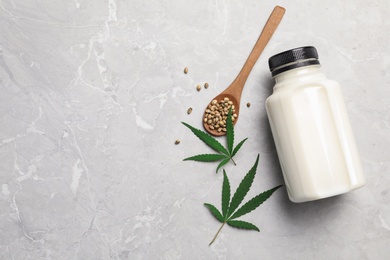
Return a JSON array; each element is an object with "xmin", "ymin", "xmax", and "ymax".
[{"xmin": 268, "ymin": 46, "xmax": 320, "ymax": 76}]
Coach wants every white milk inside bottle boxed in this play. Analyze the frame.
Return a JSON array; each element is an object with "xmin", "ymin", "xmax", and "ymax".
[{"xmin": 266, "ymin": 46, "xmax": 365, "ymax": 203}]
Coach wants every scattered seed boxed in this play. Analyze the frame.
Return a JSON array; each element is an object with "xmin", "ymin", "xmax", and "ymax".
[
  {"xmin": 187, "ymin": 107, "xmax": 193, "ymax": 114},
  {"xmin": 204, "ymin": 83, "xmax": 209, "ymax": 89},
  {"xmin": 175, "ymin": 140, "xmax": 180, "ymax": 145},
  {"xmin": 247, "ymin": 102, "xmax": 251, "ymax": 108},
  {"xmin": 196, "ymin": 84, "xmax": 201, "ymax": 91},
  {"xmin": 184, "ymin": 67, "xmax": 188, "ymax": 74}
]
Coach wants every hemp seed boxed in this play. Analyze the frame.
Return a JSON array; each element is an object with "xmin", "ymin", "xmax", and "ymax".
[{"xmin": 203, "ymin": 97, "xmax": 237, "ymax": 132}]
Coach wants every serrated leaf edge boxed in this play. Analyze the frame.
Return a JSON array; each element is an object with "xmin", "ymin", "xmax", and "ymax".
[
  {"xmin": 216, "ymin": 158, "xmax": 230, "ymax": 173},
  {"xmin": 221, "ymin": 170, "xmax": 231, "ymax": 218},
  {"xmin": 232, "ymin": 138, "xmax": 248, "ymax": 157},
  {"xmin": 227, "ymin": 220, "xmax": 260, "ymax": 231},
  {"xmin": 181, "ymin": 122, "xmax": 229, "ymax": 155},
  {"xmin": 184, "ymin": 153, "xmax": 228, "ymax": 162},
  {"xmin": 229, "ymin": 185, "xmax": 283, "ymax": 220},
  {"xmin": 226, "ymin": 108, "xmax": 234, "ymax": 155},
  {"xmin": 204, "ymin": 203, "xmax": 224, "ymax": 223},
  {"xmin": 227, "ymin": 154, "xmax": 260, "ymax": 218}
]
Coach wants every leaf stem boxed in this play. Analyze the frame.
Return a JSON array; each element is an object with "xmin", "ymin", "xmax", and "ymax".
[
  {"xmin": 230, "ymin": 157, "xmax": 236, "ymax": 166},
  {"xmin": 209, "ymin": 222, "xmax": 226, "ymax": 246}
]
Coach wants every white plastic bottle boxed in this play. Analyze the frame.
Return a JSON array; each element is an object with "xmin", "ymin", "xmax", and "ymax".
[{"xmin": 265, "ymin": 46, "xmax": 365, "ymax": 203}]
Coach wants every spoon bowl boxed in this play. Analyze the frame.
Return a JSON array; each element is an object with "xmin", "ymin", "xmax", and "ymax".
[
  {"xmin": 202, "ymin": 93, "xmax": 240, "ymax": 136},
  {"xmin": 203, "ymin": 6, "xmax": 285, "ymax": 136}
]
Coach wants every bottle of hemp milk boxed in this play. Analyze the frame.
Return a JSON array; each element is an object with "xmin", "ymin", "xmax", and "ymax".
[{"xmin": 266, "ymin": 46, "xmax": 365, "ymax": 203}]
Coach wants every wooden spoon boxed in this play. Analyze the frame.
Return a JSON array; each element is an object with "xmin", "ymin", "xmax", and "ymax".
[{"xmin": 203, "ymin": 6, "xmax": 285, "ymax": 136}]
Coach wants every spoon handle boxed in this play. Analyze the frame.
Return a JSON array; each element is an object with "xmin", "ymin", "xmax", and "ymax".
[{"xmin": 229, "ymin": 6, "xmax": 285, "ymax": 91}]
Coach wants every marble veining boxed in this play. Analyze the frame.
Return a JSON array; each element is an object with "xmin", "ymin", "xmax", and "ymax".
[{"xmin": 0, "ymin": 0, "xmax": 389, "ymax": 259}]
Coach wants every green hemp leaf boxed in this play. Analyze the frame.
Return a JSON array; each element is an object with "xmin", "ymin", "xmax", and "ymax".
[
  {"xmin": 204, "ymin": 155, "xmax": 282, "ymax": 245},
  {"xmin": 182, "ymin": 108, "xmax": 248, "ymax": 173}
]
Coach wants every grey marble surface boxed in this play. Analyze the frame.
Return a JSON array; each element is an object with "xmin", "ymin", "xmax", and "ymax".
[{"xmin": 0, "ymin": 0, "xmax": 389, "ymax": 259}]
